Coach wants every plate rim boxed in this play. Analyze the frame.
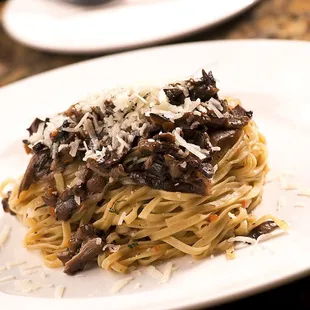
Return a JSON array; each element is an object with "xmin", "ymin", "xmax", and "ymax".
[
  {"xmin": 1, "ymin": 39, "xmax": 310, "ymax": 310},
  {"xmin": 1, "ymin": 38, "xmax": 310, "ymax": 91},
  {"xmin": 1, "ymin": 266, "xmax": 309, "ymax": 310},
  {"xmin": 2, "ymin": 0, "xmax": 261, "ymax": 54}
]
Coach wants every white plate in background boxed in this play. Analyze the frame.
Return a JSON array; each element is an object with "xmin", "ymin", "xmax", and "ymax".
[
  {"xmin": 0, "ymin": 40, "xmax": 310, "ymax": 309},
  {"xmin": 2, "ymin": 0, "xmax": 260, "ymax": 53}
]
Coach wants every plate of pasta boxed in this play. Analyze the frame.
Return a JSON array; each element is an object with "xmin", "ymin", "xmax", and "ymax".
[{"xmin": 0, "ymin": 40, "xmax": 310, "ymax": 310}]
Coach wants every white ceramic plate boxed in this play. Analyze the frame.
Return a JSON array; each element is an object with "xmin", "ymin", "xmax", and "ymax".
[
  {"xmin": 1, "ymin": 40, "xmax": 310, "ymax": 310},
  {"xmin": 2, "ymin": 0, "xmax": 260, "ymax": 53}
]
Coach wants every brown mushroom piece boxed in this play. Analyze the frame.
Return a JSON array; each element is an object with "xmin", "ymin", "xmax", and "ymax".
[
  {"xmin": 87, "ymin": 159, "xmax": 109, "ymax": 177},
  {"xmin": 200, "ymin": 163, "xmax": 214, "ymax": 179},
  {"xmin": 55, "ymin": 196, "xmax": 78, "ymax": 221},
  {"xmin": 57, "ymin": 250, "xmax": 73, "ymax": 265},
  {"xmin": 247, "ymin": 221, "xmax": 279, "ymax": 240},
  {"xmin": 164, "ymin": 154, "xmax": 182, "ymax": 179},
  {"xmin": 155, "ymin": 132, "xmax": 175, "ymax": 143},
  {"xmin": 170, "ymin": 176, "xmax": 211, "ymax": 196},
  {"xmin": 86, "ymin": 175, "xmax": 107, "ymax": 194},
  {"xmin": 26, "ymin": 118, "xmax": 45, "ymax": 135},
  {"xmin": 138, "ymin": 139, "xmax": 182, "ymax": 159},
  {"xmin": 1, "ymin": 191, "xmax": 15, "ymax": 215},
  {"xmin": 42, "ymin": 190, "xmax": 58, "ymax": 207},
  {"xmin": 19, "ymin": 151, "xmax": 51, "ymax": 195},
  {"xmin": 63, "ymin": 238, "xmax": 104, "ymax": 275},
  {"xmin": 144, "ymin": 155, "xmax": 155, "ymax": 169},
  {"xmin": 188, "ymin": 70, "xmax": 219, "ymax": 101},
  {"xmin": 110, "ymin": 164, "xmax": 127, "ymax": 180},
  {"xmin": 149, "ymin": 113, "xmax": 175, "ymax": 132},
  {"xmin": 130, "ymin": 160, "xmax": 167, "ymax": 190},
  {"xmin": 164, "ymin": 88, "xmax": 185, "ymax": 106},
  {"xmin": 58, "ymin": 224, "xmax": 105, "ymax": 274},
  {"xmin": 225, "ymin": 105, "xmax": 253, "ymax": 129},
  {"xmin": 209, "ymin": 129, "xmax": 242, "ymax": 150}
]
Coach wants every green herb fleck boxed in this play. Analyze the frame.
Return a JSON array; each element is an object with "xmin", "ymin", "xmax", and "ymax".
[
  {"xmin": 109, "ymin": 208, "xmax": 119, "ymax": 215},
  {"xmin": 109, "ymin": 200, "xmax": 126, "ymax": 214},
  {"xmin": 128, "ymin": 242, "xmax": 139, "ymax": 249}
]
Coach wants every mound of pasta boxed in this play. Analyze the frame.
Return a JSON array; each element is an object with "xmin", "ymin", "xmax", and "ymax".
[{"xmin": 1, "ymin": 70, "xmax": 286, "ymax": 275}]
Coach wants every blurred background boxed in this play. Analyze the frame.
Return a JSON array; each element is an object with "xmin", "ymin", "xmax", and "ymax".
[
  {"xmin": 0, "ymin": 0, "xmax": 309, "ymax": 87},
  {"xmin": 0, "ymin": 0, "xmax": 309, "ymax": 309}
]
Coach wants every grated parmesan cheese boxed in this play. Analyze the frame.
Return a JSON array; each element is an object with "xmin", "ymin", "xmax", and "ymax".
[
  {"xmin": 21, "ymin": 264, "xmax": 42, "ymax": 271},
  {"xmin": 197, "ymin": 105, "xmax": 207, "ymax": 113},
  {"xmin": 21, "ymin": 269, "xmax": 38, "ymax": 276},
  {"xmin": 209, "ymin": 97, "xmax": 224, "ymax": 111},
  {"xmin": 24, "ymin": 75, "xmax": 232, "ymax": 169},
  {"xmin": 84, "ymin": 119, "xmax": 99, "ymax": 149},
  {"xmin": 28, "ymin": 122, "xmax": 45, "ymax": 145},
  {"xmin": 211, "ymin": 146, "xmax": 221, "ymax": 152},
  {"xmin": 110, "ymin": 277, "xmax": 133, "ymax": 294},
  {"xmin": 207, "ymin": 99, "xmax": 224, "ymax": 118},
  {"xmin": 74, "ymin": 195, "xmax": 81, "ymax": 205},
  {"xmin": 69, "ymin": 138, "xmax": 80, "ymax": 157},
  {"xmin": 14, "ymin": 279, "xmax": 42, "ymax": 293},
  {"xmin": 173, "ymin": 127, "xmax": 207, "ymax": 160},
  {"xmin": 146, "ymin": 266, "xmax": 163, "ymax": 281},
  {"xmin": 55, "ymin": 285, "xmax": 66, "ymax": 298},
  {"xmin": 180, "ymin": 161, "xmax": 187, "ymax": 168},
  {"xmin": 227, "ymin": 236, "xmax": 257, "ymax": 245},
  {"xmin": 102, "ymin": 244, "xmax": 121, "ymax": 253},
  {"xmin": 0, "ymin": 225, "xmax": 11, "ymax": 248},
  {"xmin": 95, "ymin": 238, "xmax": 102, "ymax": 246},
  {"xmin": 64, "ymin": 112, "xmax": 90, "ymax": 133},
  {"xmin": 6, "ymin": 260, "xmax": 26, "ymax": 269},
  {"xmin": 0, "ymin": 275, "xmax": 15, "ymax": 283},
  {"xmin": 297, "ymin": 188, "xmax": 310, "ymax": 197},
  {"xmin": 51, "ymin": 142, "xmax": 59, "ymax": 159},
  {"xmin": 213, "ymin": 164, "xmax": 218, "ymax": 173},
  {"xmin": 190, "ymin": 121, "xmax": 200, "ymax": 129},
  {"xmin": 294, "ymin": 202, "xmax": 305, "ymax": 208},
  {"xmin": 160, "ymin": 262, "xmax": 174, "ymax": 284}
]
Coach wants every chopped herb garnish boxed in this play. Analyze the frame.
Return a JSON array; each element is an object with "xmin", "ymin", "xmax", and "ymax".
[
  {"xmin": 128, "ymin": 242, "xmax": 139, "ymax": 249},
  {"xmin": 109, "ymin": 200, "xmax": 126, "ymax": 215},
  {"xmin": 109, "ymin": 208, "xmax": 119, "ymax": 215}
]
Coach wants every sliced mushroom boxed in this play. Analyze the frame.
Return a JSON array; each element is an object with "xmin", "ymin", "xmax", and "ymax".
[
  {"xmin": 247, "ymin": 221, "xmax": 278, "ymax": 239},
  {"xmin": 63, "ymin": 238, "xmax": 104, "ymax": 275}
]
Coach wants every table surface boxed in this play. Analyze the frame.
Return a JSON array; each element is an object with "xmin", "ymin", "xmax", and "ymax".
[{"xmin": 0, "ymin": 0, "xmax": 310, "ymax": 308}]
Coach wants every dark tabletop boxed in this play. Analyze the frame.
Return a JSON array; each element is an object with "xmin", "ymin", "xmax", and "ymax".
[{"xmin": 0, "ymin": 0, "xmax": 310, "ymax": 308}]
